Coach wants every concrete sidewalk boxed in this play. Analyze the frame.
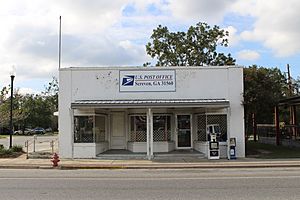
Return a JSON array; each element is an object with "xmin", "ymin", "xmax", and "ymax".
[{"xmin": 1, "ymin": 154, "xmax": 300, "ymax": 169}]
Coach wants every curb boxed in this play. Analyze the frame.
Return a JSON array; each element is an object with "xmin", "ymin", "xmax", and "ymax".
[
  {"xmin": 1, "ymin": 164, "xmax": 300, "ymax": 170},
  {"xmin": 59, "ymin": 163, "xmax": 300, "ymax": 170},
  {"xmin": 1, "ymin": 161, "xmax": 300, "ymax": 170}
]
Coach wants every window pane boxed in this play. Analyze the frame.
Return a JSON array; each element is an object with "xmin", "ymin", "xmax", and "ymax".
[
  {"xmin": 207, "ymin": 115, "xmax": 227, "ymax": 142},
  {"xmin": 129, "ymin": 116, "xmax": 146, "ymax": 142},
  {"xmin": 178, "ymin": 115, "xmax": 190, "ymax": 129},
  {"xmin": 74, "ymin": 116, "xmax": 94, "ymax": 143},
  {"xmin": 153, "ymin": 115, "xmax": 171, "ymax": 141},
  {"xmin": 197, "ymin": 114, "xmax": 227, "ymax": 142},
  {"xmin": 129, "ymin": 115, "xmax": 171, "ymax": 142}
]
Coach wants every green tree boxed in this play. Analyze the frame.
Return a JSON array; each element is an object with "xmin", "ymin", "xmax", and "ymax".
[
  {"xmin": 22, "ymin": 94, "xmax": 53, "ymax": 129},
  {"xmin": 291, "ymin": 76, "xmax": 300, "ymax": 95},
  {"xmin": 42, "ymin": 76, "xmax": 58, "ymax": 108},
  {"xmin": 0, "ymin": 87, "xmax": 27, "ymax": 132},
  {"xmin": 146, "ymin": 22, "xmax": 235, "ymax": 66},
  {"xmin": 0, "ymin": 77, "xmax": 59, "ymax": 133},
  {"xmin": 41, "ymin": 76, "xmax": 58, "ymax": 130},
  {"xmin": 243, "ymin": 65, "xmax": 288, "ymax": 135}
]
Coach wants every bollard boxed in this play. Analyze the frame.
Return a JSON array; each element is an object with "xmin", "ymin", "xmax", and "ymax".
[
  {"xmin": 33, "ymin": 135, "xmax": 37, "ymax": 152},
  {"xmin": 25, "ymin": 140, "xmax": 29, "ymax": 159}
]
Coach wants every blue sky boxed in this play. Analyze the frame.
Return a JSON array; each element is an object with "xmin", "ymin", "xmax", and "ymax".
[{"xmin": 0, "ymin": 0, "xmax": 299, "ymax": 94}]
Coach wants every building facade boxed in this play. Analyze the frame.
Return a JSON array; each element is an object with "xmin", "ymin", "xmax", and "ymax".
[{"xmin": 59, "ymin": 66, "xmax": 244, "ymax": 159}]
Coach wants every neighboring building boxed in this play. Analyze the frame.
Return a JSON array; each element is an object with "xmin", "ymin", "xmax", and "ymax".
[{"xmin": 59, "ymin": 66, "xmax": 244, "ymax": 159}]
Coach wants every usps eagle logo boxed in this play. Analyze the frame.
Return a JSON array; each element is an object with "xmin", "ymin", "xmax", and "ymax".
[{"xmin": 122, "ymin": 75, "xmax": 135, "ymax": 86}]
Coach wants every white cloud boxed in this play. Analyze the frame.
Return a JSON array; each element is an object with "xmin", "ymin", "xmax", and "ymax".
[
  {"xmin": 0, "ymin": 0, "xmax": 155, "ymax": 88},
  {"xmin": 166, "ymin": 0, "xmax": 300, "ymax": 57},
  {"xmin": 18, "ymin": 87, "xmax": 38, "ymax": 95},
  {"xmin": 168, "ymin": 0, "xmax": 237, "ymax": 24},
  {"xmin": 233, "ymin": 0, "xmax": 300, "ymax": 57},
  {"xmin": 224, "ymin": 26, "xmax": 239, "ymax": 46},
  {"xmin": 237, "ymin": 50, "xmax": 260, "ymax": 61}
]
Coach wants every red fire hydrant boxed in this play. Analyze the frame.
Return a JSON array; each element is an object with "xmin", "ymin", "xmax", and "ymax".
[{"xmin": 51, "ymin": 153, "xmax": 60, "ymax": 167}]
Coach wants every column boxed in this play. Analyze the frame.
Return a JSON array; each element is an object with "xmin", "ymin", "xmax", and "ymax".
[
  {"xmin": 146, "ymin": 108, "xmax": 153, "ymax": 160},
  {"xmin": 226, "ymin": 107, "xmax": 231, "ymax": 159},
  {"xmin": 149, "ymin": 109, "xmax": 153, "ymax": 158}
]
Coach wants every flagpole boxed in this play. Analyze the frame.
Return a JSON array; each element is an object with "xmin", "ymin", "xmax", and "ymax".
[{"xmin": 58, "ymin": 16, "xmax": 62, "ymax": 69}]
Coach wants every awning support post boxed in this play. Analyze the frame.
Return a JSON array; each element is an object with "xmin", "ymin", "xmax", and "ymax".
[
  {"xmin": 147, "ymin": 108, "xmax": 153, "ymax": 160},
  {"xmin": 226, "ymin": 107, "xmax": 231, "ymax": 159}
]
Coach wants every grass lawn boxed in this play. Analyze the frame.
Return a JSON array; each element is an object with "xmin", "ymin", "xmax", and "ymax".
[
  {"xmin": 246, "ymin": 141, "xmax": 300, "ymax": 159},
  {"xmin": 0, "ymin": 135, "xmax": 7, "ymax": 139}
]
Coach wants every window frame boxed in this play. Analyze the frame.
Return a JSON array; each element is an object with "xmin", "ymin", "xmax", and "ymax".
[{"xmin": 74, "ymin": 114, "xmax": 107, "ymax": 143}]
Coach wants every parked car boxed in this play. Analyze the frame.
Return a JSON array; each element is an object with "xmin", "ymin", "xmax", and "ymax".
[
  {"xmin": 24, "ymin": 128, "xmax": 33, "ymax": 135},
  {"xmin": 45, "ymin": 127, "xmax": 53, "ymax": 132},
  {"xmin": 32, "ymin": 127, "xmax": 46, "ymax": 134},
  {"xmin": 14, "ymin": 130, "xmax": 22, "ymax": 135},
  {"xmin": 0, "ymin": 127, "xmax": 10, "ymax": 135},
  {"xmin": 14, "ymin": 128, "xmax": 33, "ymax": 135}
]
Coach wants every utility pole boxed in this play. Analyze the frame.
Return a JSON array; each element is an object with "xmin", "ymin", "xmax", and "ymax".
[
  {"xmin": 287, "ymin": 64, "xmax": 293, "ymax": 96},
  {"xmin": 58, "ymin": 16, "xmax": 62, "ymax": 70}
]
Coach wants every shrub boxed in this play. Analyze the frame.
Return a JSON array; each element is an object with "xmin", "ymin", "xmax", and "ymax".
[
  {"xmin": 0, "ymin": 148, "xmax": 13, "ymax": 156},
  {"xmin": 12, "ymin": 145, "xmax": 23, "ymax": 152}
]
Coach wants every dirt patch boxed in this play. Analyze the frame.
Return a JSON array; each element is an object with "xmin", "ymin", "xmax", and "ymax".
[{"xmin": 28, "ymin": 152, "xmax": 53, "ymax": 159}]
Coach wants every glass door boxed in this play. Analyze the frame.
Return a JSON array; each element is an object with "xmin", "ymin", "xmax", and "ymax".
[{"xmin": 177, "ymin": 115, "xmax": 191, "ymax": 148}]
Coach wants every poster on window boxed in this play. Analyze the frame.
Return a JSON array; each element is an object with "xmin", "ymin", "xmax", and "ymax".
[{"xmin": 119, "ymin": 70, "xmax": 176, "ymax": 92}]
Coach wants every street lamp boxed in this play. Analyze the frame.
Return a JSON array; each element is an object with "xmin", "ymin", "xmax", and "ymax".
[{"xmin": 9, "ymin": 66, "xmax": 16, "ymax": 149}]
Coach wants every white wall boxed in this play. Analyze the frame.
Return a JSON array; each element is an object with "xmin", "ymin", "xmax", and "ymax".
[
  {"xmin": 59, "ymin": 66, "xmax": 244, "ymax": 158},
  {"xmin": 227, "ymin": 67, "xmax": 245, "ymax": 157},
  {"xmin": 58, "ymin": 70, "xmax": 73, "ymax": 158},
  {"xmin": 66, "ymin": 67, "xmax": 231, "ymax": 100}
]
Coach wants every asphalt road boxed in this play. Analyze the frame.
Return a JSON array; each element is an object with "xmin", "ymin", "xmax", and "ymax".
[{"xmin": 0, "ymin": 167, "xmax": 300, "ymax": 200}]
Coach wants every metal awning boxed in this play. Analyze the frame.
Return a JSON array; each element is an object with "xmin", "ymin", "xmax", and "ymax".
[
  {"xmin": 278, "ymin": 96, "xmax": 300, "ymax": 106},
  {"xmin": 71, "ymin": 99, "xmax": 230, "ymax": 109}
]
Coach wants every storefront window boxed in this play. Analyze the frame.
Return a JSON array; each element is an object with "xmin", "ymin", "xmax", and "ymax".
[
  {"xmin": 130, "ymin": 116, "xmax": 147, "ymax": 142},
  {"xmin": 74, "ymin": 115, "xmax": 106, "ymax": 143},
  {"xmin": 153, "ymin": 115, "xmax": 171, "ymax": 141},
  {"xmin": 196, "ymin": 114, "xmax": 227, "ymax": 142},
  {"xmin": 74, "ymin": 116, "xmax": 94, "ymax": 143},
  {"xmin": 129, "ymin": 115, "xmax": 171, "ymax": 142}
]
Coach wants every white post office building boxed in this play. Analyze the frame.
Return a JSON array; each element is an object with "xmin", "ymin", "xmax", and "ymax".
[{"xmin": 59, "ymin": 66, "xmax": 244, "ymax": 159}]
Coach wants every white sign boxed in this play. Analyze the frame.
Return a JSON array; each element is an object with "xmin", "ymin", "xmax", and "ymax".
[{"xmin": 119, "ymin": 70, "xmax": 176, "ymax": 92}]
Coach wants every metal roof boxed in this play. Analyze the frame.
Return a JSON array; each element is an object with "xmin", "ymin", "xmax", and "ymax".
[{"xmin": 71, "ymin": 99, "xmax": 230, "ymax": 108}]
